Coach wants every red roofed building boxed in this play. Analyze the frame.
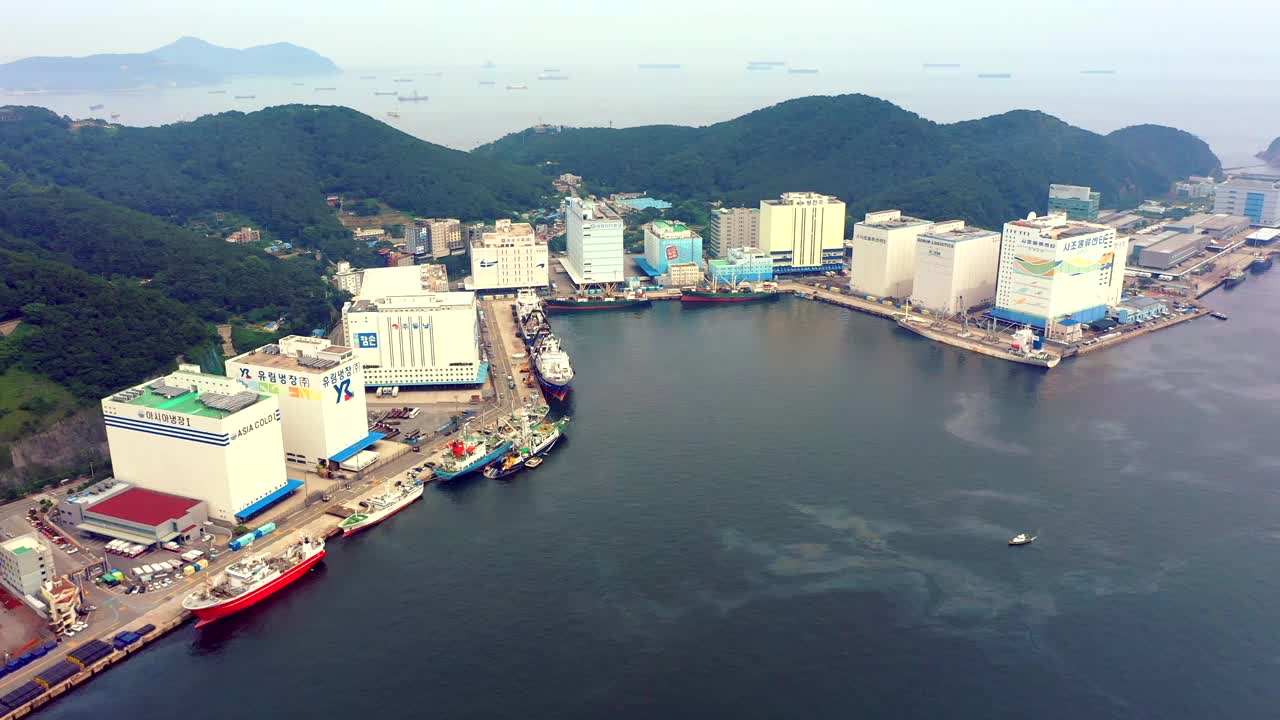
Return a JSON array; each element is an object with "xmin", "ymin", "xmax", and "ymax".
[{"xmin": 64, "ymin": 486, "xmax": 207, "ymax": 546}]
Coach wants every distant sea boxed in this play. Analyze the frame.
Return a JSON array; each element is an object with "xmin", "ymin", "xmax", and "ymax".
[{"xmin": 3, "ymin": 62, "xmax": 1278, "ymax": 167}]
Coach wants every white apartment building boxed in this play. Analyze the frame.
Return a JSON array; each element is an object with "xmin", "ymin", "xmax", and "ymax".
[
  {"xmin": 993, "ymin": 212, "xmax": 1127, "ymax": 329},
  {"xmin": 758, "ymin": 192, "xmax": 846, "ymax": 274},
  {"xmin": 911, "ymin": 223, "xmax": 1002, "ymax": 315},
  {"xmin": 226, "ymin": 336, "xmax": 370, "ymax": 469},
  {"xmin": 0, "ymin": 534, "xmax": 53, "ymax": 599},
  {"xmin": 332, "ymin": 261, "xmax": 363, "ymax": 295},
  {"xmin": 564, "ymin": 197, "xmax": 625, "ymax": 285},
  {"xmin": 469, "ymin": 219, "xmax": 549, "ymax": 291},
  {"xmin": 707, "ymin": 207, "xmax": 759, "ymax": 258},
  {"xmin": 101, "ymin": 365, "xmax": 292, "ymax": 523},
  {"xmin": 1213, "ymin": 174, "xmax": 1280, "ymax": 227},
  {"xmin": 849, "ymin": 210, "xmax": 935, "ymax": 298}
]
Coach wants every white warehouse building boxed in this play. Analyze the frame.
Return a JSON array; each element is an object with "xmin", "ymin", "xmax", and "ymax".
[
  {"xmin": 343, "ymin": 266, "xmax": 484, "ymax": 388},
  {"xmin": 911, "ymin": 223, "xmax": 1002, "ymax": 315},
  {"xmin": 992, "ymin": 212, "xmax": 1127, "ymax": 329},
  {"xmin": 226, "ymin": 336, "xmax": 374, "ymax": 470},
  {"xmin": 564, "ymin": 197, "xmax": 625, "ymax": 286},
  {"xmin": 101, "ymin": 365, "xmax": 295, "ymax": 523},
  {"xmin": 468, "ymin": 219, "xmax": 549, "ymax": 292},
  {"xmin": 850, "ymin": 210, "xmax": 936, "ymax": 298}
]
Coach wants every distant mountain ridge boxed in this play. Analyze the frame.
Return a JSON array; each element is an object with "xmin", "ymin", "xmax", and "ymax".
[
  {"xmin": 476, "ymin": 94, "xmax": 1222, "ymax": 229},
  {"xmin": 0, "ymin": 37, "xmax": 338, "ymax": 92}
]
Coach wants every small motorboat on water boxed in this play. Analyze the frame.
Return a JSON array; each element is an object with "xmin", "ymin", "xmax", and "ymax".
[
  {"xmin": 524, "ymin": 457, "xmax": 543, "ymax": 469},
  {"xmin": 1008, "ymin": 533, "xmax": 1036, "ymax": 546}
]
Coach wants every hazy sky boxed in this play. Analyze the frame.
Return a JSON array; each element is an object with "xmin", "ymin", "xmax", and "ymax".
[{"xmin": 6, "ymin": 0, "xmax": 1277, "ymax": 68}]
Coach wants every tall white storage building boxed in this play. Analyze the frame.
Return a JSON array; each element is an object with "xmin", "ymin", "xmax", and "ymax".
[
  {"xmin": 758, "ymin": 192, "xmax": 846, "ymax": 274},
  {"xmin": 227, "ymin": 336, "xmax": 373, "ymax": 470},
  {"xmin": 992, "ymin": 212, "xmax": 1127, "ymax": 329},
  {"xmin": 0, "ymin": 534, "xmax": 53, "ymax": 599},
  {"xmin": 343, "ymin": 266, "xmax": 483, "ymax": 388},
  {"xmin": 101, "ymin": 365, "xmax": 294, "ymax": 523},
  {"xmin": 468, "ymin": 219, "xmax": 549, "ymax": 292},
  {"xmin": 564, "ymin": 197, "xmax": 625, "ymax": 285},
  {"xmin": 911, "ymin": 223, "xmax": 1002, "ymax": 315},
  {"xmin": 849, "ymin": 210, "xmax": 935, "ymax": 298}
]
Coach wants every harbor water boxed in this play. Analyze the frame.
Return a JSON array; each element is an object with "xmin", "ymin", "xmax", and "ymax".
[{"xmin": 42, "ymin": 283, "xmax": 1280, "ymax": 719}]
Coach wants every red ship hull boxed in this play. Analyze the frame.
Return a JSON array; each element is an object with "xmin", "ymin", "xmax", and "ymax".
[{"xmin": 190, "ymin": 549, "xmax": 326, "ymax": 628}]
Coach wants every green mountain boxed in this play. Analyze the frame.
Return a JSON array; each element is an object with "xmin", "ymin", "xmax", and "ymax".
[
  {"xmin": 1256, "ymin": 137, "xmax": 1280, "ymax": 165},
  {"xmin": 0, "ymin": 37, "xmax": 337, "ymax": 92},
  {"xmin": 476, "ymin": 94, "xmax": 1221, "ymax": 228},
  {"xmin": 0, "ymin": 105, "xmax": 551, "ymax": 262}
]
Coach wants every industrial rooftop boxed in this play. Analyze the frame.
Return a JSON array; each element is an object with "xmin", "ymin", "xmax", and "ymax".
[
  {"xmin": 87, "ymin": 487, "xmax": 201, "ymax": 526},
  {"xmin": 355, "ymin": 265, "xmax": 454, "ymax": 299},
  {"xmin": 920, "ymin": 225, "xmax": 998, "ymax": 242}
]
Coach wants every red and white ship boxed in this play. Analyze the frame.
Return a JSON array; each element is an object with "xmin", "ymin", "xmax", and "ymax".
[{"xmin": 182, "ymin": 535, "xmax": 325, "ymax": 627}]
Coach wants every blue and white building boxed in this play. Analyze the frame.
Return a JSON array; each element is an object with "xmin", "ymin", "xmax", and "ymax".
[
  {"xmin": 707, "ymin": 247, "xmax": 774, "ymax": 284},
  {"xmin": 342, "ymin": 266, "xmax": 484, "ymax": 388},
  {"xmin": 1213, "ymin": 173, "xmax": 1280, "ymax": 227},
  {"xmin": 638, "ymin": 220, "xmax": 703, "ymax": 276},
  {"xmin": 992, "ymin": 212, "xmax": 1128, "ymax": 329},
  {"xmin": 101, "ymin": 365, "xmax": 297, "ymax": 523}
]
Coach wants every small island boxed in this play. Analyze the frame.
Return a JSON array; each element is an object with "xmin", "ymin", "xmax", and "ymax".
[
  {"xmin": 1256, "ymin": 136, "xmax": 1280, "ymax": 166},
  {"xmin": 0, "ymin": 37, "xmax": 338, "ymax": 92}
]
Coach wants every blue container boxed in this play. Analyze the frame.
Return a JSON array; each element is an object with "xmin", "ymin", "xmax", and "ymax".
[
  {"xmin": 229, "ymin": 533, "xmax": 257, "ymax": 551},
  {"xmin": 42, "ymin": 641, "xmax": 57, "ymax": 652},
  {"xmin": 1032, "ymin": 338, "xmax": 1044, "ymax": 350},
  {"xmin": 32, "ymin": 646, "xmax": 47, "ymax": 658},
  {"xmin": 5, "ymin": 660, "xmax": 22, "ymax": 671},
  {"xmin": 253, "ymin": 522, "xmax": 277, "ymax": 539}
]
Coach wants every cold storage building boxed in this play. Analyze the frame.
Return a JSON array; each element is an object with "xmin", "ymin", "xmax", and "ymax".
[
  {"xmin": 911, "ymin": 223, "xmax": 1001, "ymax": 314},
  {"xmin": 227, "ymin": 336, "xmax": 373, "ymax": 469},
  {"xmin": 992, "ymin": 212, "xmax": 1127, "ymax": 329},
  {"xmin": 101, "ymin": 365, "xmax": 296, "ymax": 523}
]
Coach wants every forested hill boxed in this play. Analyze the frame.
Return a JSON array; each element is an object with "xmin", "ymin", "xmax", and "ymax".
[
  {"xmin": 0, "ymin": 105, "xmax": 550, "ymax": 262},
  {"xmin": 0, "ymin": 165, "xmax": 341, "ymax": 390},
  {"xmin": 476, "ymin": 94, "xmax": 1221, "ymax": 227}
]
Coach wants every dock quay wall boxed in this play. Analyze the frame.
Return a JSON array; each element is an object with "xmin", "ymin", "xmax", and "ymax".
[
  {"xmin": 0, "ymin": 512, "xmax": 340, "ymax": 719},
  {"xmin": 1, "ymin": 605, "xmax": 191, "ymax": 720}
]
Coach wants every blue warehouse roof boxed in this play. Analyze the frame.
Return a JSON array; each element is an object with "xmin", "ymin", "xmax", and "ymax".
[{"xmin": 329, "ymin": 431, "xmax": 387, "ymax": 464}]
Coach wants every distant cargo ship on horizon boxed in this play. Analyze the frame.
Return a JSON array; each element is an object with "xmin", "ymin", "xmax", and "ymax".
[
  {"xmin": 977, "ymin": 73, "xmax": 1013, "ymax": 79},
  {"xmin": 637, "ymin": 63, "xmax": 682, "ymax": 70},
  {"xmin": 787, "ymin": 68, "xmax": 820, "ymax": 75},
  {"xmin": 923, "ymin": 63, "xmax": 961, "ymax": 69},
  {"xmin": 1080, "ymin": 69, "xmax": 1118, "ymax": 75}
]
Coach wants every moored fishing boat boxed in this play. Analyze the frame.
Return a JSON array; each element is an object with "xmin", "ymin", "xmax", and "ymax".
[
  {"xmin": 483, "ymin": 414, "xmax": 570, "ymax": 479},
  {"xmin": 533, "ymin": 334, "xmax": 573, "ymax": 401},
  {"xmin": 433, "ymin": 431, "xmax": 512, "ymax": 481},
  {"xmin": 182, "ymin": 536, "xmax": 325, "ymax": 627},
  {"xmin": 338, "ymin": 479, "xmax": 424, "ymax": 536}
]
